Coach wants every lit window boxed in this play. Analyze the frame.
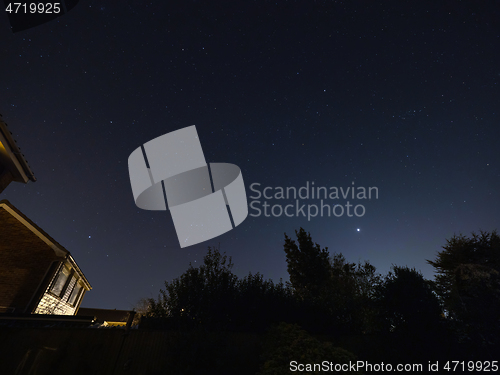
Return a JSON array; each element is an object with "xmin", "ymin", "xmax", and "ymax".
[
  {"xmin": 68, "ymin": 282, "xmax": 83, "ymax": 306},
  {"xmin": 50, "ymin": 265, "xmax": 71, "ymax": 296}
]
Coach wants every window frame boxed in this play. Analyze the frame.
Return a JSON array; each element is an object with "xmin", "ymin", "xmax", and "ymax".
[
  {"xmin": 68, "ymin": 279, "xmax": 83, "ymax": 307},
  {"xmin": 49, "ymin": 264, "xmax": 74, "ymax": 299}
]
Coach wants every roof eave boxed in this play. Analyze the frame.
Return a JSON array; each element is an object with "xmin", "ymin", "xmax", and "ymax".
[{"xmin": 0, "ymin": 116, "xmax": 36, "ymax": 183}]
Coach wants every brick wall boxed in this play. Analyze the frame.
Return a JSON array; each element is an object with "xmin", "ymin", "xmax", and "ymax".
[
  {"xmin": 34, "ymin": 292, "xmax": 76, "ymax": 315},
  {"xmin": 0, "ymin": 207, "xmax": 62, "ymax": 312},
  {"xmin": 33, "ymin": 263, "xmax": 84, "ymax": 315}
]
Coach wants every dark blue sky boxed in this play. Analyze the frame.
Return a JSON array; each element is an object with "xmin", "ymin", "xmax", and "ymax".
[{"xmin": 1, "ymin": 0, "xmax": 499, "ymax": 310}]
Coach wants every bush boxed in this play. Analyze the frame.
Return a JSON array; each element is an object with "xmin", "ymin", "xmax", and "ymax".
[{"xmin": 258, "ymin": 322, "xmax": 360, "ymax": 375}]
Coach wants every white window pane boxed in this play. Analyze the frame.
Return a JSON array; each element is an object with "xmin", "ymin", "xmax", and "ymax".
[
  {"xmin": 51, "ymin": 266, "xmax": 70, "ymax": 296},
  {"xmin": 68, "ymin": 282, "xmax": 82, "ymax": 306}
]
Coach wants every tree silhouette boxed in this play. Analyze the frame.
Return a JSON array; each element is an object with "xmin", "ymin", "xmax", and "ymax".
[
  {"xmin": 329, "ymin": 253, "xmax": 381, "ymax": 333},
  {"xmin": 233, "ymin": 272, "xmax": 294, "ymax": 330},
  {"xmin": 283, "ymin": 228, "xmax": 331, "ymax": 302},
  {"xmin": 427, "ymin": 230, "xmax": 500, "ymax": 347},
  {"xmin": 145, "ymin": 246, "xmax": 295, "ymax": 331},
  {"xmin": 374, "ymin": 266, "xmax": 442, "ymax": 334},
  {"xmin": 370, "ymin": 266, "xmax": 448, "ymax": 362},
  {"xmin": 147, "ymin": 246, "xmax": 238, "ymax": 327}
]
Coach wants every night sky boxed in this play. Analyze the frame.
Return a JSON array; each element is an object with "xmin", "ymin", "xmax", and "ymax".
[{"xmin": 1, "ymin": 0, "xmax": 499, "ymax": 311}]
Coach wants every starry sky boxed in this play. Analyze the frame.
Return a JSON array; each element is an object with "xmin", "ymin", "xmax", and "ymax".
[{"xmin": 1, "ymin": 0, "xmax": 499, "ymax": 310}]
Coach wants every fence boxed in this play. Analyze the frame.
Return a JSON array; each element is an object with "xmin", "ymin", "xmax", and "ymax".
[{"xmin": 0, "ymin": 327, "xmax": 262, "ymax": 375}]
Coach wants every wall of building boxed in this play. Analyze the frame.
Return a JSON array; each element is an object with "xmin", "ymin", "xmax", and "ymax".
[
  {"xmin": 33, "ymin": 263, "xmax": 84, "ymax": 315},
  {"xmin": 0, "ymin": 207, "xmax": 61, "ymax": 313},
  {"xmin": 34, "ymin": 292, "xmax": 77, "ymax": 316}
]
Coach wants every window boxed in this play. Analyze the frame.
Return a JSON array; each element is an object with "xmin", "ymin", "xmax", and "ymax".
[
  {"xmin": 50, "ymin": 265, "xmax": 71, "ymax": 296},
  {"xmin": 68, "ymin": 281, "xmax": 83, "ymax": 306}
]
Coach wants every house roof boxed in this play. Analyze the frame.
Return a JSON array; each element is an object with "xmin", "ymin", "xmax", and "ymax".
[
  {"xmin": 0, "ymin": 199, "xmax": 91, "ymax": 290},
  {"xmin": 0, "ymin": 115, "xmax": 36, "ymax": 183},
  {"xmin": 76, "ymin": 308, "xmax": 134, "ymax": 323}
]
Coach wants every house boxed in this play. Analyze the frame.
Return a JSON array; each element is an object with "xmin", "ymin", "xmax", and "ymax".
[
  {"xmin": 0, "ymin": 199, "xmax": 91, "ymax": 315},
  {"xmin": 0, "ymin": 115, "xmax": 36, "ymax": 193},
  {"xmin": 77, "ymin": 307, "xmax": 136, "ymax": 328}
]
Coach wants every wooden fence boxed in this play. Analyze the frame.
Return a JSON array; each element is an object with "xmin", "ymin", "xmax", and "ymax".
[{"xmin": 0, "ymin": 327, "xmax": 262, "ymax": 375}]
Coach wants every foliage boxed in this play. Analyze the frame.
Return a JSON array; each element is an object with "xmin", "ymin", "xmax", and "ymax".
[
  {"xmin": 257, "ymin": 322, "xmax": 359, "ymax": 375},
  {"xmin": 374, "ymin": 266, "xmax": 442, "ymax": 334},
  {"xmin": 427, "ymin": 230, "xmax": 500, "ymax": 346},
  {"xmin": 138, "ymin": 228, "xmax": 500, "ymax": 361},
  {"xmin": 283, "ymin": 228, "xmax": 382, "ymax": 333},
  {"xmin": 283, "ymin": 228, "xmax": 331, "ymax": 302},
  {"xmin": 132, "ymin": 297, "xmax": 151, "ymax": 326},
  {"xmin": 145, "ymin": 246, "xmax": 296, "ymax": 331},
  {"xmin": 329, "ymin": 253, "xmax": 382, "ymax": 332},
  {"xmin": 146, "ymin": 246, "xmax": 238, "ymax": 327},
  {"xmin": 233, "ymin": 272, "xmax": 295, "ymax": 330}
]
